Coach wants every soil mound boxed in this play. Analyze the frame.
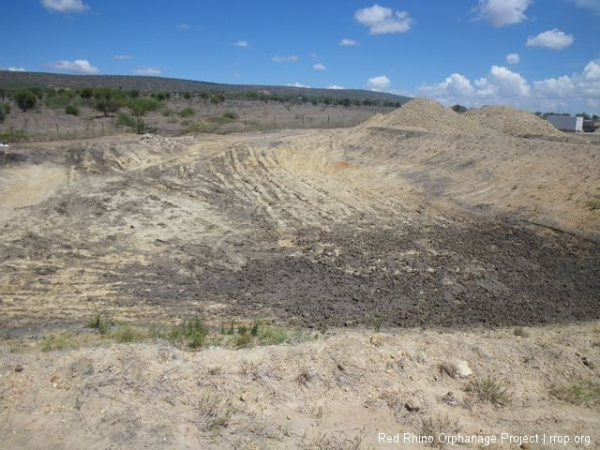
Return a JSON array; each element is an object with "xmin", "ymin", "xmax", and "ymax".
[
  {"xmin": 363, "ymin": 98, "xmax": 494, "ymax": 135},
  {"xmin": 465, "ymin": 105, "xmax": 564, "ymax": 138}
]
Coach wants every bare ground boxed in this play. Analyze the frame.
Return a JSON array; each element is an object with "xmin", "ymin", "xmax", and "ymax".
[{"xmin": 1, "ymin": 105, "xmax": 600, "ymax": 448}]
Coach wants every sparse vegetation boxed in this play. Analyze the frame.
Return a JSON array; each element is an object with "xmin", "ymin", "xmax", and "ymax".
[
  {"xmin": 115, "ymin": 112, "xmax": 137, "ymax": 129},
  {"xmin": 168, "ymin": 317, "xmax": 208, "ymax": 349},
  {"xmin": 179, "ymin": 106, "xmax": 195, "ymax": 118},
  {"xmin": 464, "ymin": 377, "xmax": 511, "ymax": 406},
  {"xmin": 513, "ymin": 327, "xmax": 530, "ymax": 337},
  {"xmin": 87, "ymin": 311, "xmax": 111, "ymax": 335},
  {"xmin": 419, "ymin": 415, "xmax": 461, "ymax": 447},
  {"xmin": 194, "ymin": 393, "xmax": 242, "ymax": 433},
  {"xmin": 586, "ymin": 196, "xmax": 600, "ymax": 211},
  {"xmin": 550, "ymin": 380, "xmax": 600, "ymax": 406}
]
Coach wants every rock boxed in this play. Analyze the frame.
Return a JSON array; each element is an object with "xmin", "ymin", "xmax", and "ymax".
[
  {"xmin": 14, "ymin": 365, "xmax": 23, "ymax": 373},
  {"xmin": 369, "ymin": 335, "xmax": 384, "ymax": 346},
  {"xmin": 443, "ymin": 391, "xmax": 459, "ymax": 406},
  {"xmin": 454, "ymin": 361, "xmax": 473, "ymax": 378},
  {"xmin": 520, "ymin": 444, "xmax": 531, "ymax": 450},
  {"xmin": 404, "ymin": 401, "xmax": 420, "ymax": 412}
]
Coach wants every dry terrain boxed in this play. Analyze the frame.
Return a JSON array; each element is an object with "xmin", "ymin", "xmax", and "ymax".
[{"xmin": 1, "ymin": 99, "xmax": 599, "ymax": 449}]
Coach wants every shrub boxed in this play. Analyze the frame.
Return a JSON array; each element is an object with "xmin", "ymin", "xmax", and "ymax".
[
  {"xmin": 87, "ymin": 312, "xmax": 111, "ymax": 335},
  {"xmin": 550, "ymin": 380, "xmax": 600, "ymax": 406},
  {"xmin": 65, "ymin": 104, "xmax": 80, "ymax": 116},
  {"xmin": 169, "ymin": 318, "xmax": 208, "ymax": 349},
  {"xmin": 15, "ymin": 90, "xmax": 37, "ymax": 112},
  {"xmin": 115, "ymin": 112, "xmax": 136, "ymax": 129},
  {"xmin": 94, "ymin": 87, "xmax": 123, "ymax": 117},
  {"xmin": 179, "ymin": 107, "xmax": 195, "ymax": 118},
  {"xmin": 464, "ymin": 377, "xmax": 511, "ymax": 405},
  {"xmin": 223, "ymin": 111, "xmax": 237, "ymax": 120}
]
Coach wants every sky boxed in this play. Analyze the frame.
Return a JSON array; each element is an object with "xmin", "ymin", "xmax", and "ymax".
[{"xmin": 1, "ymin": 0, "xmax": 599, "ymax": 114}]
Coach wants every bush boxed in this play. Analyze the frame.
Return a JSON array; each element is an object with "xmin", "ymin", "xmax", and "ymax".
[
  {"xmin": 94, "ymin": 87, "xmax": 123, "ymax": 117},
  {"xmin": 169, "ymin": 318, "xmax": 208, "ymax": 349},
  {"xmin": 115, "ymin": 112, "xmax": 136, "ymax": 129},
  {"xmin": 223, "ymin": 111, "xmax": 238, "ymax": 120},
  {"xmin": 179, "ymin": 107, "xmax": 195, "ymax": 118},
  {"xmin": 65, "ymin": 104, "xmax": 80, "ymax": 116},
  {"xmin": 15, "ymin": 90, "xmax": 37, "ymax": 112}
]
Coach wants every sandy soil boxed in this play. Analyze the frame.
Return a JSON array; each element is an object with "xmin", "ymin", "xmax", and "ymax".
[{"xmin": 1, "ymin": 99, "xmax": 599, "ymax": 449}]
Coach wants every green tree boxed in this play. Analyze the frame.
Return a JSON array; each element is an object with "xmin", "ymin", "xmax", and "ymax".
[
  {"xmin": 29, "ymin": 87, "xmax": 44, "ymax": 100},
  {"xmin": 15, "ymin": 90, "xmax": 37, "ymax": 112},
  {"xmin": 80, "ymin": 88, "xmax": 94, "ymax": 100},
  {"xmin": 94, "ymin": 88, "xmax": 122, "ymax": 117},
  {"xmin": 128, "ymin": 97, "xmax": 160, "ymax": 134},
  {"xmin": 183, "ymin": 91, "xmax": 192, "ymax": 101}
]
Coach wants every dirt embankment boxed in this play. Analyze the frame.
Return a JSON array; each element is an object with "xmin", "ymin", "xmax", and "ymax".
[{"xmin": 1, "ymin": 103, "xmax": 599, "ymax": 449}]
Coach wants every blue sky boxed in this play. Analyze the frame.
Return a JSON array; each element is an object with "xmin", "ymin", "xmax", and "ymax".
[{"xmin": 2, "ymin": 0, "xmax": 599, "ymax": 113}]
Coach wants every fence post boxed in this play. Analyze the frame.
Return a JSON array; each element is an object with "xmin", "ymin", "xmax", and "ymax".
[{"xmin": 56, "ymin": 124, "xmax": 60, "ymax": 139}]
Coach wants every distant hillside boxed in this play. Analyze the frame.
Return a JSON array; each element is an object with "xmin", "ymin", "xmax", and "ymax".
[{"xmin": 0, "ymin": 71, "xmax": 411, "ymax": 103}]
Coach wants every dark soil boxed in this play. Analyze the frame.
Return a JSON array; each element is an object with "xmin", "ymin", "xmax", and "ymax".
[{"xmin": 109, "ymin": 217, "xmax": 600, "ymax": 329}]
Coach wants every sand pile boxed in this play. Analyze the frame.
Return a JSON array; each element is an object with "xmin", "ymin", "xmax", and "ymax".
[
  {"xmin": 363, "ymin": 98, "xmax": 494, "ymax": 135},
  {"xmin": 465, "ymin": 105, "xmax": 564, "ymax": 138}
]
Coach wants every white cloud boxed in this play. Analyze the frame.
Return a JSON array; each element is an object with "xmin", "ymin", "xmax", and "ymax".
[
  {"xmin": 287, "ymin": 82, "xmax": 309, "ymax": 88},
  {"xmin": 8, "ymin": 67, "xmax": 26, "ymax": 72},
  {"xmin": 177, "ymin": 24, "xmax": 190, "ymax": 29},
  {"xmin": 527, "ymin": 29, "xmax": 575, "ymax": 50},
  {"xmin": 419, "ymin": 65, "xmax": 529, "ymax": 106},
  {"xmin": 232, "ymin": 41, "xmax": 249, "ymax": 47},
  {"xmin": 355, "ymin": 4, "xmax": 413, "ymax": 34},
  {"xmin": 327, "ymin": 85, "xmax": 344, "ymax": 90},
  {"xmin": 272, "ymin": 55, "xmax": 299, "ymax": 63},
  {"xmin": 488, "ymin": 65, "xmax": 530, "ymax": 97},
  {"xmin": 506, "ymin": 53, "xmax": 520, "ymax": 64},
  {"xmin": 367, "ymin": 75, "xmax": 391, "ymax": 91},
  {"xmin": 133, "ymin": 67, "xmax": 162, "ymax": 76},
  {"xmin": 420, "ymin": 73, "xmax": 475, "ymax": 98},
  {"xmin": 418, "ymin": 61, "xmax": 600, "ymax": 112},
  {"xmin": 114, "ymin": 54, "xmax": 132, "ymax": 60},
  {"xmin": 340, "ymin": 38, "xmax": 359, "ymax": 46},
  {"xmin": 572, "ymin": 0, "xmax": 600, "ymax": 14},
  {"xmin": 47, "ymin": 59, "xmax": 98, "ymax": 74},
  {"xmin": 534, "ymin": 76, "xmax": 575, "ymax": 97},
  {"xmin": 313, "ymin": 63, "xmax": 326, "ymax": 71},
  {"xmin": 41, "ymin": 0, "xmax": 89, "ymax": 13},
  {"xmin": 474, "ymin": 0, "xmax": 531, "ymax": 27}
]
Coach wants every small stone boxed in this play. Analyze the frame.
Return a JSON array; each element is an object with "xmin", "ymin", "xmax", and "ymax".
[
  {"xmin": 370, "ymin": 335, "xmax": 383, "ymax": 346},
  {"xmin": 404, "ymin": 401, "xmax": 420, "ymax": 412},
  {"xmin": 14, "ymin": 365, "xmax": 23, "ymax": 373},
  {"xmin": 520, "ymin": 444, "xmax": 530, "ymax": 450}
]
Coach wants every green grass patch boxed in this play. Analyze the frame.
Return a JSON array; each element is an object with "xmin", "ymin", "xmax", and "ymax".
[
  {"xmin": 168, "ymin": 318, "xmax": 208, "ymax": 349},
  {"xmin": 550, "ymin": 380, "xmax": 600, "ymax": 406},
  {"xmin": 586, "ymin": 196, "xmax": 600, "ymax": 211},
  {"xmin": 87, "ymin": 311, "xmax": 112, "ymax": 335},
  {"xmin": 0, "ymin": 130, "xmax": 29, "ymax": 143},
  {"xmin": 114, "ymin": 112, "xmax": 136, "ymax": 129},
  {"xmin": 179, "ymin": 107, "xmax": 195, "ymax": 118}
]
